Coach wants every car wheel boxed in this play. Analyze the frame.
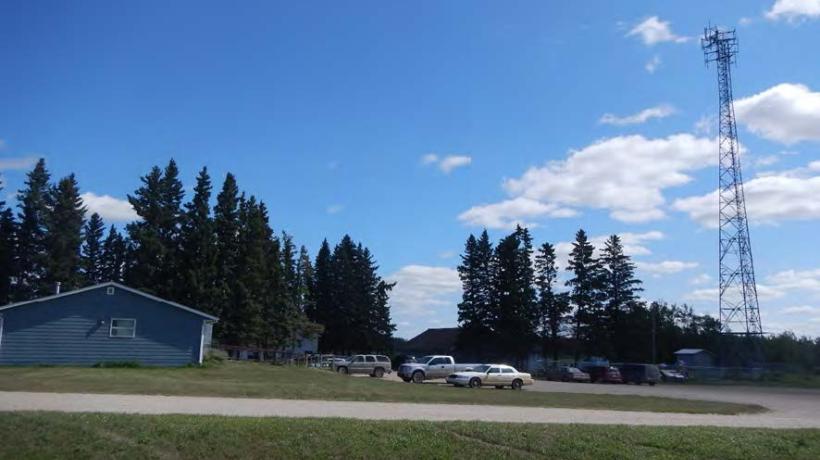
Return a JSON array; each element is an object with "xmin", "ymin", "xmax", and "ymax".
[
  {"xmin": 401, "ymin": 377, "xmax": 411, "ymax": 383},
  {"xmin": 469, "ymin": 378, "xmax": 482, "ymax": 389},
  {"xmin": 512, "ymin": 379, "xmax": 523, "ymax": 390},
  {"xmin": 337, "ymin": 367, "xmax": 348, "ymax": 375},
  {"xmin": 561, "ymin": 377, "xmax": 568, "ymax": 382},
  {"xmin": 649, "ymin": 382, "xmax": 656, "ymax": 386},
  {"xmin": 412, "ymin": 371, "xmax": 424, "ymax": 384},
  {"xmin": 373, "ymin": 368, "xmax": 385, "ymax": 378}
]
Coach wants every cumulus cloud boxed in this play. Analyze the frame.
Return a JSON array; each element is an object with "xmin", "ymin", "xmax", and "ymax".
[
  {"xmin": 735, "ymin": 83, "xmax": 820, "ymax": 144},
  {"xmin": 0, "ymin": 156, "xmax": 39, "ymax": 171},
  {"xmin": 627, "ymin": 16, "xmax": 690, "ymax": 45},
  {"xmin": 690, "ymin": 273, "xmax": 712, "ymax": 286},
  {"xmin": 765, "ymin": 0, "xmax": 820, "ymax": 22},
  {"xmin": 766, "ymin": 269, "xmax": 820, "ymax": 294},
  {"xmin": 636, "ymin": 260, "xmax": 699, "ymax": 276},
  {"xmin": 80, "ymin": 192, "xmax": 138, "ymax": 222},
  {"xmin": 458, "ymin": 197, "xmax": 577, "ymax": 230},
  {"xmin": 326, "ymin": 204, "xmax": 344, "ymax": 215},
  {"xmin": 673, "ymin": 161, "xmax": 820, "ymax": 227},
  {"xmin": 386, "ymin": 265, "xmax": 461, "ymax": 317},
  {"xmin": 645, "ymin": 55, "xmax": 661, "ymax": 74},
  {"xmin": 469, "ymin": 134, "xmax": 714, "ymax": 226},
  {"xmin": 599, "ymin": 104, "xmax": 675, "ymax": 126},
  {"xmin": 422, "ymin": 154, "xmax": 472, "ymax": 174}
]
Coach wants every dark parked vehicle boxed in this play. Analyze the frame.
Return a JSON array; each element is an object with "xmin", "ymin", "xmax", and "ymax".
[
  {"xmin": 617, "ymin": 363, "xmax": 661, "ymax": 385},
  {"xmin": 582, "ymin": 365, "xmax": 623, "ymax": 384},
  {"xmin": 545, "ymin": 366, "xmax": 591, "ymax": 383},
  {"xmin": 660, "ymin": 369, "xmax": 686, "ymax": 383}
]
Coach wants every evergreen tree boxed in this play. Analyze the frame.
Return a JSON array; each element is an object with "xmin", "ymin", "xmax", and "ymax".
[
  {"xmin": 0, "ymin": 188, "xmax": 16, "ymax": 303},
  {"xmin": 81, "ymin": 213, "xmax": 105, "ymax": 285},
  {"xmin": 492, "ymin": 226, "xmax": 537, "ymax": 365},
  {"xmin": 177, "ymin": 167, "xmax": 218, "ymax": 314},
  {"xmin": 600, "ymin": 234, "xmax": 643, "ymax": 359},
  {"xmin": 14, "ymin": 159, "xmax": 50, "ymax": 299},
  {"xmin": 281, "ymin": 232, "xmax": 298, "ymax": 306},
  {"xmin": 100, "ymin": 225, "xmax": 126, "ymax": 282},
  {"xmin": 231, "ymin": 195, "xmax": 271, "ymax": 346},
  {"xmin": 213, "ymin": 173, "xmax": 241, "ymax": 342},
  {"xmin": 456, "ymin": 230, "xmax": 495, "ymax": 358},
  {"xmin": 44, "ymin": 174, "xmax": 86, "ymax": 292},
  {"xmin": 295, "ymin": 245, "xmax": 315, "ymax": 314},
  {"xmin": 311, "ymin": 239, "xmax": 333, "ymax": 350},
  {"xmin": 535, "ymin": 241, "xmax": 571, "ymax": 360},
  {"xmin": 565, "ymin": 229, "xmax": 604, "ymax": 360}
]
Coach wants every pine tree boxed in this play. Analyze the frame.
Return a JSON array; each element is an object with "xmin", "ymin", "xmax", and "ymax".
[
  {"xmin": 0, "ymin": 188, "xmax": 17, "ymax": 303},
  {"xmin": 281, "ymin": 232, "xmax": 298, "ymax": 306},
  {"xmin": 213, "ymin": 173, "xmax": 241, "ymax": 342},
  {"xmin": 295, "ymin": 245, "xmax": 315, "ymax": 314},
  {"xmin": 125, "ymin": 165, "xmax": 165, "ymax": 292},
  {"xmin": 231, "ymin": 195, "xmax": 269, "ymax": 346},
  {"xmin": 565, "ymin": 229, "xmax": 604, "ymax": 360},
  {"xmin": 535, "ymin": 241, "xmax": 571, "ymax": 360},
  {"xmin": 14, "ymin": 159, "xmax": 50, "ymax": 300},
  {"xmin": 600, "ymin": 234, "xmax": 643, "ymax": 360},
  {"xmin": 100, "ymin": 225, "xmax": 126, "ymax": 282},
  {"xmin": 44, "ymin": 174, "xmax": 87, "ymax": 292},
  {"xmin": 492, "ymin": 225, "xmax": 537, "ymax": 365},
  {"xmin": 311, "ymin": 239, "xmax": 333, "ymax": 350},
  {"xmin": 177, "ymin": 167, "xmax": 218, "ymax": 314},
  {"xmin": 456, "ymin": 230, "xmax": 495, "ymax": 358},
  {"xmin": 81, "ymin": 213, "xmax": 106, "ymax": 285}
]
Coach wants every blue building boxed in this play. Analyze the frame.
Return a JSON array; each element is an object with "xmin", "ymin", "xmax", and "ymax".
[{"xmin": 0, "ymin": 282, "xmax": 218, "ymax": 366}]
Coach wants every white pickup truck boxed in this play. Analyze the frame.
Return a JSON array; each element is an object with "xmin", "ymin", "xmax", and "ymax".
[{"xmin": 396, "ymin": 355, "xmax": 480, "ymax": 383}]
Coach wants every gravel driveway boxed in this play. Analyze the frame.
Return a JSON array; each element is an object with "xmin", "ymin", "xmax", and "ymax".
[{"xmin": 1, "ymin": 389, "xmax": 819, "ymax": 428}]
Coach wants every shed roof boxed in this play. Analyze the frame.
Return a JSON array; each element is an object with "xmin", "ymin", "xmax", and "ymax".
[
  {"xmin": 0, "ymin": 282, "xmax": 219, "ymax": 321},
  {"xmin": 404, "ymin": 327, "xmax": 459, "ymax": 352},
  {"xmin": 674, "ymin": 348, "xmax": 711, "ymax": 355}
]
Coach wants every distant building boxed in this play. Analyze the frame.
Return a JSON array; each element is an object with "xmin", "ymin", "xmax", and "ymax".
[
  {"xmin": 0, "ymin": 282, "xmax": 218, "ymax": 366},
  {"xmin": 674, "ymin": 348, "xmax": 715, "ymax": 367},
  {"xmin": 399, "ymin": 328, "xmax": 459, "ymax": 357}
]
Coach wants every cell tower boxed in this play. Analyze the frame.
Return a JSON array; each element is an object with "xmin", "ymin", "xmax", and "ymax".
[{"xmin": 701, "ymin": 27, "xmax": 763, "ymax": 338}]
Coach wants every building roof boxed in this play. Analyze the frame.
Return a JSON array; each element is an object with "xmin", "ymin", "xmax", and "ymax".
[
  {"xmin": 674, "ymin": 348, "xmax": 711, "ymax": 355},
  {"xmin": 0, "ymin": 282, "xmax": 219, "ymax": 321},
  {"xmin": 404, "ymin": 327, "xmax": 459, "ymax": 352}
]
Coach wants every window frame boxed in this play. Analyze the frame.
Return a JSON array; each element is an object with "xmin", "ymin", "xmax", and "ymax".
[{"xmin": 109, "ymin": 318, "xmax": 137, "ymax": 338}]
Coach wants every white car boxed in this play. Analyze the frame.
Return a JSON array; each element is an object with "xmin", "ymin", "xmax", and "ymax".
[{"xmin": 446, "ymin": 364, "xmax": 534, "ymax": 390}]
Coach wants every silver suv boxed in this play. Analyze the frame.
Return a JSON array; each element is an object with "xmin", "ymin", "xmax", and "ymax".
[{"xmin": 335, "ymin": 354, "xmax": 392, "ymax": 378}]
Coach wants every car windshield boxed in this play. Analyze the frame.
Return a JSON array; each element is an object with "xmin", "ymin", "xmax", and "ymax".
[
  {"xmin": 568, "ymin": 367, "xmax": 581, "ymax": 373},
  {"xmin": 419, "ymin": 356, "xmax": 436, "ymax": 364},
  {"xmin": 472, "ymin": 365, "xmax": 491, "ymax": 373}
]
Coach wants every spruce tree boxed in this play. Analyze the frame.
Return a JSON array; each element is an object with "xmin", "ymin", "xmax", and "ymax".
[
  {"xmin": 178, "ymin": 167, "xmax": 218, "ymax": 314},
  {"xmin": 456, "ymin": 230, "xmax": 495, "ymax": 358},
  {"xmin": 281, "ymin": 232, "xmax": 298, "ymax": 306},
  {"xmin": 100, "ymin": 225, "xmax": 126, "ymax": 282},
  {"xmin": 492, "ymin": 225, "xmax": 537, "ymax": 365},
  {"xmin": 311, "ymin": 239, "xmax": 333, "ymax": 350},
  {"xmin": 14, "ymin": 158, "xmax": 50, "ymax": 299},
  {"xmin": 600, "ymin": 234, "xmax": 643, "ymax": 360},
  {"xmin": 230, "ymin": 195, "xmax": 268, "ymax": 346},
  {"xmin": 125, "ymin": 166, "xmax": 165, "ymax": 292},
  {"xmin": 565, "ymin": 229, "xmax": 604, "ymax": 360},
  {"xmin": 44, "ymin": 174, "xmax": 86, "ymax": 292},
  {"xmin": 0, "ymin": 189, "xmax": 16, "ymax": 303},
  {"xmin": 213, "ymin": 173, "xmax": 241, "ymax": 342},
  {"xmin": 535, "ymin": 241, "xmax": 571, "ymax": 360},
  {"xmin": 81, "ymin": 213, "xmax": 106, "ymax": 285},
  {"xmin": 296, "ymin": 245, "xmax": 315, "ymax": 314}
]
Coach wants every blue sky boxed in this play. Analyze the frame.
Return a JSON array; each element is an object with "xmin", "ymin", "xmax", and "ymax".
[{"xmin": 2, "ymin": 1, "xmax": 820, "ymax": 339}]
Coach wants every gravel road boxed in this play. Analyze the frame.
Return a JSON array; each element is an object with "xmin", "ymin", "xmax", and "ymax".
[{"xmin": 1, "ymin": 389, "xmax": 819, "ymax": 428}]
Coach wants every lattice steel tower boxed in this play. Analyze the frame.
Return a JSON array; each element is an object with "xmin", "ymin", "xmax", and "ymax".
[{"xmin": 701, "ymin": 27, "xmax": 763, "ymax": 337}]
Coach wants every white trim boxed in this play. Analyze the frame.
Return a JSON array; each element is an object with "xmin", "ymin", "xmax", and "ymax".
[
  {"xmin": 0, "ymin": 282, "xmax": 218, "ymax": 321},
  {"xmin": 199, "ymin": 321, "xmax": 205, "ymax": 364},
  {"xmin": 0, "ymin": 314, "xmax": 4, "ymax": 349},
  {"xmin": 109, "ymin": 318, "xmax": 137, "ymax": 338}
]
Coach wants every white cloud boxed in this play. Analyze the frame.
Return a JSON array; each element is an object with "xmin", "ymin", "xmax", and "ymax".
[
  {"xmin": 458, "ymin": 197, "xmax": 577, "ymax": 230},
  {"xmin": 627, "ymin": 16, "xmax": 690, "ymax": 45},
  {"xmin": 438, "ymin": 250, "xmax": 456, "ymax": 259},
  {"xmin": 637, "ymin": 260, "xmax": 699, "ymax": 276},
  {"xmin": 645, "ymin": 55, "xmax": 661, "ymax": 73},
  {"xmin": 735, "ymin": 83, "xmax": 820, "ymax": 144},
  {"xmin": 754, "ymin": 155, "xmax": 780, "ymax": 167},
  {"xmin": 0, "ymin": 139, "xmax": 6, "ymax": 150},
  {"xmin": 553, "ymin": 231, "xmax": 665, "ymax": 269},
  {"xmin": 477, "ymin": 134, "xmax": 714, "ymax": 225},
  {"xmin": 0, "ymin": 156, "xmax": 38, "ymax": 171},
  {"xmin": 386, "ymin": 265, "xmax": 461, "ymax": 317},
  {"xmin": 686, "ymin": 284, "xmax": 784, "ymax": 302},
  {"xmin": 599, "ymin": 104, "xmax": 675, "ymax": 126},
  {"xmin": 765, "ymin": 0, "xmax": 820, "ymax": 22},
  {"xmin": 781, "ymin": 305, "xmax": 820, "ymax": 315},
  {"xmin": 766, "ymin": 269, "xmax": 820, "ymax": 294},
  {"xmin": 80, "ymin": 192, "xmax": 138, "ymax": 222},
  {"xmin": 690, "ymin": 273, "xmax": 712, "ymax": 286},
  {"xmin": 739, "ymin": 17, "xmax": 754, "ymax": 26},
  {"xmin": 674, "ymin": 161, "xmax": 820, "ymax": 227},
  {"xmin": 694, "ymin": 114, "xmax": 715, "ymax": 136},
  {"xmin": 422, "ymin": 154, "xmax": 472, "ymax": 174},
  {"xmin": 326, "ymin": 204, "xmax": 344, "ymax": 215}
]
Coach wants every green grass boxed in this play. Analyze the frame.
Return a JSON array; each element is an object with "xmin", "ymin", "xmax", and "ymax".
[
  {"xmin": 0, "ymin": 361, "xmax": 764, "ymax": 414},
  {"xmin": 689, "ymin": 373, "xmax": 820, "ymax": 389},
  {"xmin": 0, "ymin": 412, "xmax": 817, "ymax": 459}
]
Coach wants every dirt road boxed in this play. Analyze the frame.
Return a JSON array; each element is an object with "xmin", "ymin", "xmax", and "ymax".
[{"xmin": 1, "ymin": 390, "xmax": 819, "ymax": 428}]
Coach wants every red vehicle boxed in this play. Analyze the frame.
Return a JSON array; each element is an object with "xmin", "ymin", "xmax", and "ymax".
[{"xmin": 581, "ymin": 365, "xmax": 623, "ymax": 383}]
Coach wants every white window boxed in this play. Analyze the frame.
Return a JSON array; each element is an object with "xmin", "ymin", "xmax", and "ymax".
[
  {"xmin": 106, "ymin": 287, "xmax": 115, "ymax": 295},
  {"xmin": 109, "ymin": 318, "xmax": 136, "ymax": 338}
]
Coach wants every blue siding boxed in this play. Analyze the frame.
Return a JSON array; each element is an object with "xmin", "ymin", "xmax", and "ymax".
[{"xmin": 0, "ymin": 286, "xmax": 206, "ymax": 366}]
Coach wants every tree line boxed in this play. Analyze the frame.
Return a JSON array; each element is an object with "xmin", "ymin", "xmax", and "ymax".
[
  {"xmin": 457, "ymin": 226, "xmax": 820, "ymax": 370},
  {"xmin": 0, "ymin": 159, "xmax": 394, "ymax": 352}
]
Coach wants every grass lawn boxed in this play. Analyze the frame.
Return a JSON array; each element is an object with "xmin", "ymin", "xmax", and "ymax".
[
  {"xmin": 0, "ymin": 361, "xmax": 763, "ymax": 414},
  {"xmin": 690, "ymin": 373, "xmax": 820, "ymax": 390},
  {"xmin": 1, "ymin": 412, "xmax": 818, "ymax": 459}
]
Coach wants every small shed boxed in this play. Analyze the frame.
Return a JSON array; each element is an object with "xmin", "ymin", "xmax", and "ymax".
[
  {"xmin": 0, "ymin": 282, "xmax": 218, "ymax": 366},
  {"xmin": 674, "ymin": 348, "xmax": 715, "ymax": 367}
]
